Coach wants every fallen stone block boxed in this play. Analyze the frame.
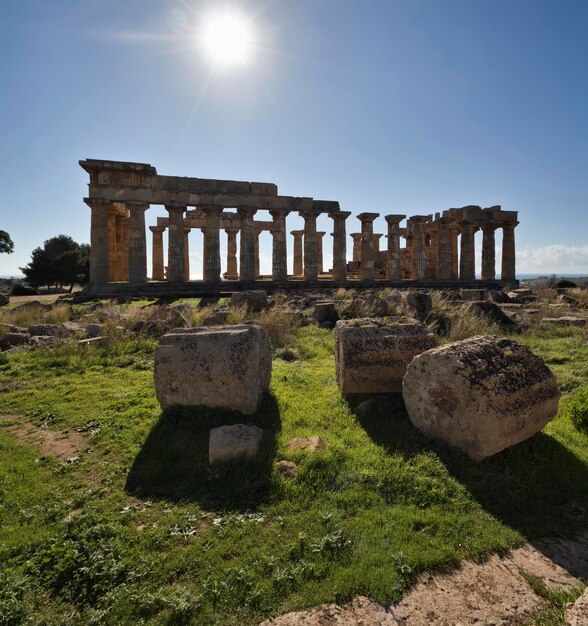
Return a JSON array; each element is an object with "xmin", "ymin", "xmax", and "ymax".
[
  {"xmin": 557, "ymin": 294, "xmax": 580, "ymax": 307},
  {"xmin": 28, "ymin": 323, "xmax": 71, "ymax": 337},
  {"xmin": 312, "ymin": 301, "xmax": 339, "ymax": 324},
  {"xmin": 0, "ymin": 332, "xmax": 30, "ymax": 351},
  {"xmin": 230, "ymin": 290, "xmax": 268, "ymax": 312},
  {"xmin": 154, "ymin": 325, "xmax": 271, "ymax": 415},
  {"xmin": 566, "ymin": 587, "xmax": 588, "ymax": 626},
  {"xmin": 403, "ymin": 335, "xmax": 560, "ymax": 461},
  {"xmin": 335, "ymin": 318, "xmax": 437, "ymax": 396},
  {"xmin": 209, "ymin": 424, "xmax": 263, "ymax": 465},
  {"xmin": 467, "ymin": 301, "xmax": 520, "ymax": 331},
  {"xmin": 285, "ymin": 436, "xmax": 328, "ymax": 452},
  {"xmin": 0, "ymin": 292, "xmax": 9, "ymax": 306},
  {"xmin": 542, "ymin": 317, "xmax": 585, "ymax": 327},
  {"xmin": 403, "ymin": 292, "xmax": 432, "ymax": 322},
  {"xmin": 460, "ymin": 288, "xmax": 487, "ymax": 301}
]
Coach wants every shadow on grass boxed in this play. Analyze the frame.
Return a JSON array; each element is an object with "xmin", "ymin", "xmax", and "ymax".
[
  {"xmin": 353, "ymin": 395, "xmax": 588, "ymax": 541},
  {"xmin": 125, "ymin": 392, "xmax": 280, "ymax": 511}
]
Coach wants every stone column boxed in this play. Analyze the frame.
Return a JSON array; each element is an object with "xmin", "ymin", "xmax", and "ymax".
[
  {"xmin": 291, "ymin": 230, "xmax": 304, "ymax": 276},
  {"xmin": 225, "ymin": 227, "xmax": 239, "ymax": 280},
  {"xmin": 449, "ymin": 223, "xmax": 459, "ymax": 279},
  {"xmin": 253, "ymin": 227, "xmax": 261, "ymax": 278},
  {"xmin": 481, "ymin": 224, "xmax": 497, "ymax": 281},
  {"xmin": 501, "ymin": 222, "xmax": 517, "ymax": 283},
  {"xmin": 358, "ymin": 213, "xmax": 379, "ymax": 281},
  {"xmin": 301, "ymin": 210, "xmax": 320, "ymax": 281},
  {"xmin": 330, "ymin": 211, "xmax": 351, "ymax": 281},
  {"xmin": 426, "ymin": 231, "xmax": 437, "ymax": 279},
  {"xmin": 86, "ymin": 198, "xmax": 111, "ymax": 285},
  {"xmin": 270, "ymin": 210, "xmax": 289, "ymax": 282},
  {"xmin": 436, "ymin": 218, "xmax": 451, "ymax": 280},
  {"xmin": 183, "ymin": 227, "xmax": 191, "ymax": 281},
  {"xmin": 127, "ymin": 202, "xmax": 148, "ymax": 284},
  {"xmin": 351, "ymin": 233, "xmax": 362, "ymax": 263},
  {"xmin": 238, "ymin": 207, "xmax": 257, "ymax": 282},
  {"xmin": 115, "ymin": 214, "xmax": 126, "ymax": 281},
  {"xmin": 459, "ymin": 219, "xmax": 475, "ymax": 281},
  {"xmin": 385, "ymin": 215, "xmax": 405, "ymax": 280},
  {"xmin": 373, "ymin": 233, "xmax": 383, "ymax": 255},
  {"xmin": 107, "ymin": 207, "xmax": 119, "ymax": 281},
  {"xmin": 202, "ymin": 205, "xmax": 222, "ymax": 283},
  {"xmin": 149, "ymin": 226, "xmax": 165, "ymax": 281},
  {"xmin": 316, "ymin": 232, "xmax": 326, "ymax": 274},
  {"xmin": 410, "ymin": 217, "xmax": 427, "ymax": 280},
  {"xmin": 165, "ymin": 204, "xmax": 185, "ymax": 282}
]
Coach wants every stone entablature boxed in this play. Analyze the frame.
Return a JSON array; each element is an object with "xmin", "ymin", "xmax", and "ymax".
[{"xmin": 81, "ymin": 159, "xmax": 519, "ymax": 294}]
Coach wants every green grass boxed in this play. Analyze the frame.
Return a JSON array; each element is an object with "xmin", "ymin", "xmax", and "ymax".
[{"xmin": 0, "ymin": 307, "xmax": 587, "ymax": 624}]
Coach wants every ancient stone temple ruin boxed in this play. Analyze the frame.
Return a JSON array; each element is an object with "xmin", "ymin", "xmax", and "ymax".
[{"xmin": 80, "ymin": 159, "xmax": 519, "ymax": 296}]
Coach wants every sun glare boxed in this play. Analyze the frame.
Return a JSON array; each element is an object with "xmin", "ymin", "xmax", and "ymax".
[{"xmin": 199, "ymin": 10, "xmax": 255, "ymax": 68}]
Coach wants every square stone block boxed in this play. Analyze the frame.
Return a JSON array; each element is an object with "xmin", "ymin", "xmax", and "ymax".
[
  {"xmin": 335, "ymin": 318, "xmax": 437, "ymax": 396},
  {"xmin": 154, "ymin": 325, "xmax": 271, "ymax": 415}
]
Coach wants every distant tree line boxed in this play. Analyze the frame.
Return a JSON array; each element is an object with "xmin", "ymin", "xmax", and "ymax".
[{"xmin": 20, "ymin": 235, "xmax": 89, "ymax": 292}]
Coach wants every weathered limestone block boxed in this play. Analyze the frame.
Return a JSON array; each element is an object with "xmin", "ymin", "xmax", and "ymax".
[
  {"xmin": 312, "ymin": 301, "xmax": 339, "ymax": 324},
  {"xmin": 403, "ymin": 336, "xmax": 560, "ymax": 461},
  {"xmin": 27, "ymin": 324, "xmax": 71, "ymax": 338},
  {"xmin": 460, "ymin": 288, "xmax": 487, "ymax": 302},
  {"xmin": 335, "ymin": 318, "xmax": 437, "ymax": 396},
  {"xmin": 0, "ymin": 292, "xmax": 9, "ymax": 306},
  {"xmin": 467, "ymin": 301, "xmax": 520, "ymax": 331},
  {"xmin": 557, "ymin": 294, "xmax": 580, "ymax": 307},
  {"xmin": 542, "ymin": 317, "xmax": 585, "ymax": 328},
  {"xmin": 209, "ymin": 424, "xmax": 263, "ymax": 465},
  {"xmin": 0, "ymin": 332, "xmax": 29, "ymax": 351},
  {"xmin": 230, "ymin": 290, "xmax": 268, "ymax": 313},
  {"xmin": 154, "ymin": 325, "xmax": 271, "ymax": 415},
  {"xmin": 404, "ymin": 292, "xmax": 432, "ymax": 322},
  {"xmin": 565, "ymin": 587, "xmax": 588, "ymax": 626},
  {"xmin": 286, "ymin": 436, "xmax": 328, "ymax": 452}
]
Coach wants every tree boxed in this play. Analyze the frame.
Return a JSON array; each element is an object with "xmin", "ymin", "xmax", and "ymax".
[
  {"xmin": 0, "ymin": 230, "xmax": 14, "ymax": 254},
  {"xmin": 20, "ymin": 235, "xmax": 89, "ymax": 292}
]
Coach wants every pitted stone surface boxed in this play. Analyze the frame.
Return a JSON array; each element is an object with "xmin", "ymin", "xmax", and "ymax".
[
  {"xmin": 335, "ymin": 318, "xmax": 437, "ymax": 396},
  {"xmin": 402, "ymin": 335, "xmax": 560, "ymax": 461},
  {"xmin": 209, "ymin": 424, "xmax": 263, "ymax": 465},
  {"xmin": 566, "ymin": 587, "xmax": 588, "ymax": 626},
  {"xmin": 230, "ymin": 290, "xmax": 268, "ymax": 312},
  {"xmin": 154, "ymin": 325, "xmax": 271, "ymax": 415}
]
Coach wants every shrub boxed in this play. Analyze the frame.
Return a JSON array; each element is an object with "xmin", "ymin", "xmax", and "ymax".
[
  {"xmin": 568, "ymin": 388, "xmax": 588, "ymax": 433},
  {"xmin": 555, "ymin": 279, "xmax": 577, "ymax": 289}
]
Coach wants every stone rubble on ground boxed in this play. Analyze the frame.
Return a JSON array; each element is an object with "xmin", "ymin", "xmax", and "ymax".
[{"xmin": 209, "ymin": 424, "xmax": 264, "ymax": 466}]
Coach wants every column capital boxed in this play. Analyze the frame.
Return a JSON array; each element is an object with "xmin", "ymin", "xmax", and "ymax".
[
  {"xmin": 357, "ymin": 212, "xmax": 379, "ymax": 222},
  {"xmin": 385, "ymin": 214, "xmax": 406, "ymax": 225},
  {"xmin": 165, "ymin": 204, "xmax": 186, "ymax": 214},
  {"xmin": 237, "ymin": 206, "xmax": 257, "ymax": 218},
  {"xmin": 299, "ymin": 209, "xmax": 321, "ymax": 220},
  {"xmin": 126, "ymin": 201, "xmax": 149, "ymax": 212},
  {"xmin": 84, "ymin": 197, "xmax": 112, "ymax": 210},
  {"xmin": 202, "ymin": 204, "xmax": 223, "ymax": 215},
  {"xmin": 290, "ymin": 229, "xmax": 304, "ymax": 237},
  {"xmin": 351, "ymin": 232, "xmax": 363, "ymax": 239},
  {"xmin": 225, "ymin": 226, "xmax": 240, "ymax": 235},
  {"xmin": 501, "ymin": 221, "xmax": 519, "ymax": 230},
  {"xmin": 149, "ymin": 225, "xmax": 165, "ymax": 234},
  {"xmin": 329, "ymin": 210, "xmax": 351, "ymax": 220},
  {"xmin": 269, "ymin": 209, "xmax": 290, "ymax": 219}
]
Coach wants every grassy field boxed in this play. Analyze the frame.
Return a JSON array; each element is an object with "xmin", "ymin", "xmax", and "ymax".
[{"xmin": 0, "ymin": 297, "xmax": 587, "ymax": 625}]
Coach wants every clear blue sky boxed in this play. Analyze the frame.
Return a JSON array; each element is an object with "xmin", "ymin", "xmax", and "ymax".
[{"xmin": 1, "ymin": 0, "xmax": 587, "ymax": 277}]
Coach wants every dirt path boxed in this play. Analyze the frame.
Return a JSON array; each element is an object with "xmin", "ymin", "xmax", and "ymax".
[
  {"xmin": 261, "ymin": 533, "xmax": 588, "ymax": 626},
  {"xmin": 0, "ymin": 414, "xmax": 86, "ymax": 461}
]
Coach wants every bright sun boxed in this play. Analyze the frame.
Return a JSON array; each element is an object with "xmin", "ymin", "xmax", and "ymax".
[{"xmin": 199, "ymin": 10, "xmax": 255, "ymax": 68}]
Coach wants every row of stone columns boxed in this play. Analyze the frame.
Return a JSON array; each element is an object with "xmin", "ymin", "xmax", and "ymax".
[{"xmin": 88, "ymin": 199, "xmax": 517, "ymax": 286}]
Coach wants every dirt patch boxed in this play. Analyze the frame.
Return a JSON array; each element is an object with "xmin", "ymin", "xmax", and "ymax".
[
  {"xmin": 260, "ymin": 596, "xmax": 398, "ymax": 625},
  {"xmin": 0, "ymin": 414, "xmax": 86, "ymax": 461},
  {"xmin": 261, "ymin": 531, "xmax": 588, "ymax": 626},
  {"xmin": 391, "ymin": 554, "xmax": 545, "ymax": 625}
]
